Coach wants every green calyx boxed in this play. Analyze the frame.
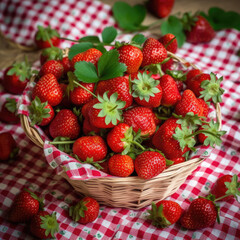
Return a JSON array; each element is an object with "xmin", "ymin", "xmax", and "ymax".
[
  {"xmin": 7, "ymin": 57, "xmax": 31, "ymax": 81},
  {"xmin": 131, "ymin": 71, "xmax": 160, "ymax": 102},
  {"xmin": 180, "ymin": 12, "xmax": 199, "ymax": 32},
  {"xmin": 199, "ymin": 72, "xmax": 225, "ymax": 103},
  {"xmin": 28, "ymin": 96, "xmax": 51, "ymax": 126},
  {"xmin": 93, "ymin": 92, "xmax": 126, "ymax": 126},
  {"xmin": 36, "ymin": 25, "xmax": 60, "ymax": 41},
  {"xmin": 5, "ymin": 98, "xmax": 17, "ymax": 114},
  {"xmin": 41, "ymin": 47, "xmax": 63, "ymax": 61},
  {"xmin": 69, "ymin": 200, "xmax": 88, "ymax": 222},
  {"xmin": 40, "ymin": 212, "xmax": 59, "ymax": 238},
  {"xmin": 165, "ymin": 69, "xmax": 187, "ymax": 81},
  {"xmin": 147, "ymin": 202, "xmax": 171, "ymax": 228}
]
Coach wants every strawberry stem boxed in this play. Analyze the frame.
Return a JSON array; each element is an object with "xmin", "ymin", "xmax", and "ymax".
[
  {"xmin": 50, "ymin": 140, "xmax": 75, "ymax": 145},
  {"xmin": 130, "ymin": 140, "xmax": 145, "ymax": 151},
  {"xmin": 73, "ymin": 80, "xmax": 97, "ymax": 98}
]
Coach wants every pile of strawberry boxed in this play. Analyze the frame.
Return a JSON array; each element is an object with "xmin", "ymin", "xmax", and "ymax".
[{"xmin": 16, "ymin": 25, "xmax": 227, "ymax": 180}]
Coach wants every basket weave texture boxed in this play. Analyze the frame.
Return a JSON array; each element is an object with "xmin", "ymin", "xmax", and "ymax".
[{"xmin": 20, "ymin": 51, "xmax": 222, "ymax": 210}]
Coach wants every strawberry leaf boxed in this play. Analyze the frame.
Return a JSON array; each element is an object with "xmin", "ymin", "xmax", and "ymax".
[
  {"xmin": 97, "ymin": 49, "xmax": 127, "ymax": 80},
  {"xmin": 131, "ymin": 33, "xmax": 147, "ymax": 45},
  {"xmin": 101, "ymin": 26, "xmax": 118, "ymax": 44},
  {"xmin": 78, "ymin": 36, "xmax": 100, "ymax": 43},
  {"xmin": 112, "ymin": 2, "xmax": 148, "ymax": 31},
  {"xmin": 74, "ymin": 61, "xmax": 99, "ymax": 83},
  {"xmin": 68, "ymin": 42, "xmax": 94, "ymax": 60},
  {"xmin": 161, "ymin": 16, "xmax": 186, "ymax": 47}
]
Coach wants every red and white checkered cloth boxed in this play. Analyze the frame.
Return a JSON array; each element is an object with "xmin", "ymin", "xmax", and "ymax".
[{"xmin": 1, "ymin": 0, "xmax": 240, "ymax": 239}]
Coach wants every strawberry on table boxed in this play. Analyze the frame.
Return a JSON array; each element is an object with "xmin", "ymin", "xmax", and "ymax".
[
  {"xmin": 0, "ymin": 98, "xmax": 20, "ymax": 124},
  {"xmin": 30, "ymin": 211, "xmax": 59, "ymax": 239},
  {"xmin": 108, "ymin": 154, "xmax": 134, "ymax": 177},
  {"xmin": 69, "ymin": 196, "xmax": 99, "ymax": 224},
  {"xmin": 8, "ymin": 188, "xmax": 43, "ymax": 223},
  {"xmin": 34, "ymin": 25, "xmax": 60, "ymax": 49},
  {"xmin": 39, "ymin": 59, "xmax": 64, "ymax": 79},
  {"xmin": 148, "ymin": 200, "xmax": 182, "ymax": 228},
  {"xmin": 0, "ymin": 132, "xmax": 19, "ymax": 161},
  {"xmin": 2, "ymin": 60, "xmax": 31, "ymax": 94}
]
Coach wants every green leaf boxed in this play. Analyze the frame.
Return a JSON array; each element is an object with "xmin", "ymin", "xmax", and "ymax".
[
  {"xmin": 112, "ymin": 2, "xmax": 147, "ymax": 31},
  {"xmin": 161, "ymin": 16, "xmax": 186, "ymax": 47},
  {"xmin": 74, "ymin": 61, "xmax": 99, "ymax": 83},
  {"xmin": 78, "ymin": 36, "xmax": 101, "ymax": 43},
  {"xmin": 68, "ymin": 42, "xmax": 94, "ymax": 60},
  {"xmin": 97, "ymin": 49, "xmax": 127, "ymax": 80},
  {"xmin": 131, "ymin": 33, "xmax": 147, "ymax": 45},
  {"xmin": 101, "ymin": 26, "xmax": 118, "ymax": 44}
]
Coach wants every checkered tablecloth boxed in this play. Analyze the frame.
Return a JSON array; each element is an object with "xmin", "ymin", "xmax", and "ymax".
[{"xmin": 0, "ymin": 0, "xmax": 240, "ymax": 240}]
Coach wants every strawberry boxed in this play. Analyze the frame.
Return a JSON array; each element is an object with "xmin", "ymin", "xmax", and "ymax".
[
  {"xmin": 8, "ymin": 189, "xmax": 43, "ymax": 223},
  {"xmin": 161, "ymin": 58, "xmax": 174, "ymax": 73},
  {"xmin": 70, "ymin": 82, "xmax": 95, "ymax": 106},
  {"xmin": 28, "ymin": 97, "xmax": 55, "ymax": 126},
  {"xmin": 71, "ymin": 48, "xmax": 102, "ymax": 70},
  {"xmin": 69, "ymin": 196, "xmax": 99, "ymax": 224},
  {"xmin": 40, "ymin": 46, "xmax": 63, "ymax": 65},
  {"xmin": 32, "ymin": 73, "xmax": 63, "ymax": 107},
  {"xmin": 131, "ymin": 71, "xmax": 163, "ymax": 108},
  {"xmin": 108, "ymin": 154, "xmax": 134, "ymax": 177},
  {"xmin": 59, "ymin": 56, "xmax": 71, "ymax": 75},
  {"xmin": 0, "ymin": 132, "xmax": 19, "ymax": 161},
  {"xmin": 39, "ymin": 59, "xmax": 64, "ymax": 79},
  {"xmin": 197, "ymin": 124, "xmax": 208, "ymax": 145},
  {"xmin": 147, "ymin": 0, "xmax": 175, "ymax": 18},
  {"xmin": 152, "ymin": 117, "xmax": 190, "ymax": 159},
  {"xmin": 175, "ymin": 89, "xmax": 203, "ymax": 117},
  {"xmin": 59, "ymin": 83, "xmax": 72, "ymax": 108},
  {"xmin": 170, "ymin": 157, "xmax": 185, "ymax": 165},
  {"xmin": 148, "ymin": 200, "xmax": 182, "ymax": 228},
  {"xmin": 82, "ymin": 117, "xmax": 100, "ymax": 136},
  {"xmin": 3, "ymin": 61, "xmax": 31, "ymax": 94},
  {"xmin": 197, "ymin": 98, "xmax": 209, "ymax": 118},
  {"xmin": 135, "ymin": 151, "xmax": 166, "ymax": 179},
  {"xmin": 141, "ymin": 38, "xmax": 168, "ymax": 74},
  {"xmin": 73, "ymin": 135, "xmax": 107, "ymax": 162},
  {"xmin": 159, "ymin": 74, "xmax": 181, "ymax": 107},
  {"xmin": 96, "ymin": 76, "xmax": 132, "ymax": 109},
  {"xmin": 49, "ymin": 109, "xmax": 80, "ymax": 139},
  {"xmin": 183, "ymin": 14, "xmax": 215, "ymax": 43},
  {"xmin": 211, "ymin": 174, "xmax": 240, "ymax": 201},
  {"xmin": 158, "ymin": 33, "xmax": 177, "ymax": 53},
  {"xmin": 34, "ymin": 25, "xmax": 60, "ymax": 49},
  {"xmin": 180, "ymin": 196, "xmax": 219, "ymax": 230},
  {"xmin": 117, "ymin": 44, "xmax": 143, "ymax": 74},
  {"xmin": 0, "ymin": 98, "xmax": 20, "ymax": 124},
  {"xmin": 123, "ymin": 106, "xmax": 157, "ymax": 137},
  {"xmin": 30, "ymin": 211, "xmax": 59, "ymax": 239},
  {"xmin": 185, "ymin": 69, "xmax": 202, "ymax": 86},
  {"xmin": 81, "ymin": 98, "xmax": 98, "ymax": 119}
]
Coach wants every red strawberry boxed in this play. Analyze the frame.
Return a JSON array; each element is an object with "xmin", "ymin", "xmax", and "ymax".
[
  {"xmin": 0, "ymin": 98, "xmax": 20, "ymax": 124},
  {"xmin": 186, "ymin": 69, "xmax": 202, "ymax": 86},
  {"xmin": 184, "ymin": 15, "xmax": 215, "ymax": 43},
  {"xmin": 147, "ymin": 0, "xmax": 175, "ymax": 18},
  {"xmin": 3, "ymin": 61, "xmax": 31, "ymax": 94},
  {"xmin": 59, "ymin": 56, "xmax": 71, "ymax": 74},
  {"xmin": 71, "ymin": 48, "xmax": 102, "ymax": 70},
  {"xmin": 161, "ymin": 58, "xmax": 174, "ymax": 73},
  {"xmin": 8, "ymin": 189, "xmax": 43, "ymax": 223},
  {"xmin": 69, "ymin": 196, "xmax": 99, "ymax": 224},
  {"xmin": 49, "ymin": 109, "xmax": 80, "ymax": 139},
  {"xmin": 211, "ymin": 174, "xmax": 240, "ymax": 201},
  {"xmin": 170, "ymin": 157, "xmax": 185, "ymax": 165},
  {"xmin": 96, "ymin": 76, "xmax": 132, "ymax": 109},
  {"xmin": 158, "ymin": 33, "xmax": 178, "ymax": 53},
  {"xmin": 197, "ymin": 98, "xmax": 209, "ymax": 117},
  {"xmin": 141, "ymin": 38, "xmax": 168, "ymax": 73},
  {"xmin": 28, "ymin": 97, "xmax": 55, "ymax": 126},
  {"xmin": 180, "ymin": 197, "xmax": 219, "ymax": 230},
  {"xmin": 175, "ymin": 89, "xmax": 203, "ymax": 117},
  {"xmin": 152, "ymin": 117, "xmax": 190, "ymax": 159},
  {"xmin": 39, "ymin": 60, "xmax": 64, "ymax": 79},
  {"xmin": 148, "ymin": 200, "xmax": 182, "ymax": 228},
  {"xmin": 70, "ymin": 82, "xmax": 95, "ymax": 106},
  {"xmin": 73, "ymin": 135, "xmax": 107, "ymax": 162},
  {"xmin": 123, "ymin": 106, "xmax": 156, "ymax": 137},
  {"xmin": 40, "ymin": 46, "xmax": 63, "ymax": 65},
  {"xmin": 159, "ymin": 74, "xmax": 181, "ymax": 107},
  {"xmin": 82, "ymin": 117, "xmax": 100, "ymax": 136},
  {"xmin": 197, "ymin": 124, "xmax": 208, "ymax": 145},
  {"xmin": 135, "ymin": 151, "xmax": 166, "ymax": 179},
  {"xmin": 108, "ymin": 154, "xmax": 134, "ymax": 177},
  {"xmin": 131, "ymin": 71, "xmax": 162, "ymax": 108},
  {"xmin": 32, "ymin": 73, "xmax": 63, "ymax": 107},
  {"xmin": 59, "ymin": 83, "xmax": 72, "ymax": 108},
  {"xmin": 0, "ymin": 132, "xmax": 19, "ymax": 161},
  {"xmin": 34, "ymin": 25, "xmax": 60, "ymax": 49},
  {"xmin": 81, "ymin": 98, "xmax": 98, "ymax": 119},
  {"xmin": 117, "ymin": 44, "xmax": 143, "ymax": 74},
  {"xmin": 30, "ymin": 211, "xmax": 59, "ymax": 239}
]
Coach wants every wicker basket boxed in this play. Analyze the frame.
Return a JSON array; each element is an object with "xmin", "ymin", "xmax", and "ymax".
[{"xmin": 20, "ymin": 52, "xmax": 222, "ymax": 210}]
